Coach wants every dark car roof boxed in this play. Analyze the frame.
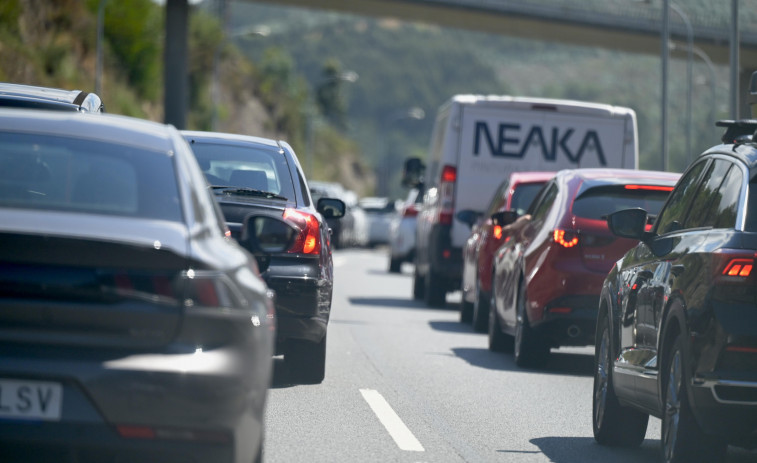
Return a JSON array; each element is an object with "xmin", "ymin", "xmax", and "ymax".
[
  {"xmin": 0, "ymin": 82, "xmax": 105, "ymax": 113},
  {"xmin": 0, "ymin": 108, "xmax": 177, "ymax": 153}
]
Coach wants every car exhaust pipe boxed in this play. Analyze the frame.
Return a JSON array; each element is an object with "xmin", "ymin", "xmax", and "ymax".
[{"xmin": 567, "ymin": 325, "xmax": 581, "ymax": 338}]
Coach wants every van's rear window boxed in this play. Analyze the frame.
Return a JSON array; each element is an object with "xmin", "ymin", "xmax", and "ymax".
[{"xmin": 572, "ymin": 185, "xmax": 671, "ymax": 220}]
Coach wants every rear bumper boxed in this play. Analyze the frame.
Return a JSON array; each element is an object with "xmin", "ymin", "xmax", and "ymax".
[
  {"xmin": 690, "ymin": 377, "xmax": 757, "ymax": 446},
  {"xmin": 531, "ymin": 295, "xmax": 599, "ymax": 347},
  {"xmin": 0, "ymin": 340, "xmax": 270, "ymax": 463},
  {"xmin": 265, "ymin": 274, "xmax": 332, "ymax": 344}
]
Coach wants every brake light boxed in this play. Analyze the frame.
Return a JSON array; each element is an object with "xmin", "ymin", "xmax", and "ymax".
[
  {"xmin": 441, "ymin": 165, "xmax": 457, "ymax": 182},
  {"xmin": 723, "ymin": 259, "xmax": 753, "ymax": 277},
  {"xmin": 182, "ymin": 269, "xmax": 246, "ymax": 309},
  {"xmin": 283, "ymin": 208, "xmax": 321, "ymax": 255},
  {"xmin": 553, "ymin": 229, "xmax": 578, "ymax": 248},
  {"xmin": 624, "ymin": 185, "xmax": 675, "ymax": 192},
  {"xmin": 493, "ymin": 225, "xmax": 502, "ymax": 240},
  {"xmin": 439, "ymin": 165, "xmax": 456, "ymax": 225},
  {"xmin": 116, "ymin": 425, "xmax": 231, "ymax": 443}
]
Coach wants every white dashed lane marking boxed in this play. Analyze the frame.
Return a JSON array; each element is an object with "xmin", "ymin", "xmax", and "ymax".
[{"xmin": 359, "ymin": 388, "xmax": 425, "ymax": 452}]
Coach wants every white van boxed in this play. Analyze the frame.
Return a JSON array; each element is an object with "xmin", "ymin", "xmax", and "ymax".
[{"xmin": 409, "ymin": 95, "xmax": 638, "ymax": 307}]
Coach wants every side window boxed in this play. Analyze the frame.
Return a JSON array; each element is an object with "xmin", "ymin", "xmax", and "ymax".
[
  {"xmin": 485, "ymin": 180, "xmax": 510, "ymax": 217},
  {"xmin": 711, "ymin": 165, "xmax": 743, "ymax": 229},
  {"xmin": 530, "ymin": 183, "xmax": 558, "ymax": 224},
  {"xmin": 685, "ymin": 160, "xmax": 731, "ymax": 229},
  {"xmin": 654, "ymin": 160, "xmax": 707, "ymax": 234}
]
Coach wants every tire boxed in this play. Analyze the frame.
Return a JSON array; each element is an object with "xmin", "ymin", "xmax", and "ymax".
[
  {"xmin": 412, "ymin": 264, "xmax": 425, "ymax": 300},
  {"xmin": 592, "ymin": 313, "xmax": 649, "ymax": 446},
  {"xmin": 661, "ymin": 333, "xmax": 727, "ymax": 463},
  {"xmin": 488, "ymin": 288, "xmax": 513, "ymax": 353},
  {"xmin": 471, "ymin": 279, "xmax": 490, "ymax": 333},
  {"xmin": 253, "ymin": 430, "xmax": 263, "ymax": 463},
  {"xmin": 285, "ymin": 335, "xmax": 327, "ymax": 384},
  {"xmin": 514, "ymin": 281, "xmax": 550, "ymax": 368},
  {"xmin": 424, "ymin": 269, "xmax": 446, "ymax": 308},
  {"xmin": 460, "ymin": 288, "xmax": 473, "ymax": 323},
  {"xmin": 389, "ymin": 257, "xmax": 402, "ymax": 273}
]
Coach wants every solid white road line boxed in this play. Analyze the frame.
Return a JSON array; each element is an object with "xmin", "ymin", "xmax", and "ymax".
[{"xmin": 359, "ymin": 388, "xmax": 425, "ymax": 452}]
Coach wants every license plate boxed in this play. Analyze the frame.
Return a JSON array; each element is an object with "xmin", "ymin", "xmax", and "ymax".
[{"xmin": 0, "ymin": 379, "xmax": 62, "ymax": 421}]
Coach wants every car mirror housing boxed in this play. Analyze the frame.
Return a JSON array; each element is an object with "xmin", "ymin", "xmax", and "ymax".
[
  {"xmin": 401, "ymin": 157, "xmax": 425, "ymax": 188},
  {"xmin": 491, "ymin": 210, "xmax": 519, "ymax": 227},
  {"xmin": 456, "ymin": 209, "xmax": 482, "ymax": 227},
  {"xmin": 242, "ymin": 215, "xmax": 297, "ymax": 272},
  {"xmin": 317, "ymin": 197, "xmax": 346, "ymax": 219},
  {"xmin": 607, "ymin": 208, "xmax": 648, "ymax": 240}
]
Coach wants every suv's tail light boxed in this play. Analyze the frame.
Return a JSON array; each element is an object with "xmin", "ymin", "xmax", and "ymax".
[
  {"xmin": 283, "ymin": 208, "xmax": 321, "ymax": 255},
  {"xmin": 723, "ymin": 258, "xmax": 754, "ymax": 277},
  {"xmin": 553, "ymin": 229, "xmax": 579, "ymax": 248},
  {"xmin": 438, "ymin": 165, "xmax": 456, "ymax": 225}
]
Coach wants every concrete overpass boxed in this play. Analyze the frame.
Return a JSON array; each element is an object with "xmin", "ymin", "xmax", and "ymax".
[{"xmin": 164, "ymin": 0, "xmax": 757, "ymax": 128}]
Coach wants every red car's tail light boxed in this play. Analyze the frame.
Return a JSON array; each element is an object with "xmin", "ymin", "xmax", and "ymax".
[
  {"xmin": 624, "ymin": 184, "xmax": 675, "ymax": 192},
  {"xmin": 553, "ymin": 229, "xmax": 578, "ymax": 248},
  {"xmin": 283, "ymin": 208, "xmax": 321, "ymax": 255},
  {"xmin": 723, "ymin": 259, "xmax": 754, "ymax": 277},
  {"xmin": 493, "ymin": 225, "xmax": 503, "ymax": 240},
  {"xmin": 403, "ymin": 204, "xmax": 419, "ymax": 218}
]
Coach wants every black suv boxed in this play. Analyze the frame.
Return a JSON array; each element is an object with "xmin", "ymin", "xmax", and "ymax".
[
  {"xmin": 0, "ymin": 82, "xmax": 105, "ymax": 113},
  {"xmin": 593, "ymin": 120, "xmax": 757, "ymax": 462}
]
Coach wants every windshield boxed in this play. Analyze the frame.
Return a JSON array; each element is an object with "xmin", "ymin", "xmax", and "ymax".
[
  {"xmin": 0, "ymin": 132, "xmax": 182, "ymax": 221},
  {"xmin": 189, "ymin": 142, "xmax": 295, "ymax": 201}
]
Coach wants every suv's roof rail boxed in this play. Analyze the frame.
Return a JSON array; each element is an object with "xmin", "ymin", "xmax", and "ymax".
[{"xmin": 716, "ymin": 119, "xmax": 757, "ymax": 144}]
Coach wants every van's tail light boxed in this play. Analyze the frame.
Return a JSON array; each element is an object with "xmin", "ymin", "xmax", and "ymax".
[
  {"xmin": 438, "ymin": 165, "xmax": 456, "ymax": 225},
  {"xmin": 283, "ymin": 208, "xmax": 321, "ymax": 255},
  {"xmin": 403, "ymin": 204, "xmax": 419, "ymax": 218},
  {"xmin": 553, "ymin": 229, "xmax": 579, "ymax": 248}
]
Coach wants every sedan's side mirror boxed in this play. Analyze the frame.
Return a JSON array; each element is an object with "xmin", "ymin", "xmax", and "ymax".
[
  {"xmin": 317, "ymin": 197, "xmax": 346, "ymax": 219},
  {"xmin": 491, "ymin": 210, "xmax": 519, "ymax": 227},
  {"xmin": 607, "ymin": 208, "xmax": 649, "ymax": 241},
  {"xmin": 241, "ymin": 215, "xmax": 296, "ymax": 272},
  {"xmin": 456, "ymin": 209, "xmax": 482, "ymax": 228}
]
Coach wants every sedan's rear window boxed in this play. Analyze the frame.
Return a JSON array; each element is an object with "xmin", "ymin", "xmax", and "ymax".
[
  {"xmin": 189, "ymin": 142, "xmax": 295, "ymax": 200},
  {"xmin": 0, "ymin": 132, "xmax": 182, "ymax": 221},
  {"xmin": 572, "ymin": 185, "xmax": 672, "ymax": 220}
]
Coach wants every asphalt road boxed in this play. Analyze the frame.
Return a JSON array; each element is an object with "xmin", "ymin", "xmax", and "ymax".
[{"xmin": 263, "ymin": 248, "xmax": 757, "ymax": 463}]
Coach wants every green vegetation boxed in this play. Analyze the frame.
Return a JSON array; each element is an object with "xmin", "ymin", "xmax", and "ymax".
[{"xmin": 0, "ymin": 1, "xmax": 737, "ymax": 198}]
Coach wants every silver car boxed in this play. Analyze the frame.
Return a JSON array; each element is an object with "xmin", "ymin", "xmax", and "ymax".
[{"xmin": 0, "ymin": 110, "xmax": 275, "ymax": 463}]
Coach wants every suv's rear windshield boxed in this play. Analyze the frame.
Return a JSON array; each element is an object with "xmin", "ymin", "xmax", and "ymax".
[
  {"xmin": 189, "ymin": 142, "xmax": 295, "ymax": 201},
  {"xmin": 572, "ymin": 185, "xmax": 672, "ymax": 220},
  {"xmin": 0, "ymin": 132, "xmax": 182, "ymax": 221}
]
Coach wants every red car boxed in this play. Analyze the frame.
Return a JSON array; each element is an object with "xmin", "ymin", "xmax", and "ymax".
[
  {"xmin": 489, "ymin": 168, "xmax": 680, "ymax": 368},
  {"xmin": 460, "ymin": 172, "xmax": 554, "ymax": 332}
]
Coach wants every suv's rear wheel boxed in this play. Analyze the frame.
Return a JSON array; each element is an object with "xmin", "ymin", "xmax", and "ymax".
[
  {"xmin": 412, "ymin": 264, "xmax": 425, "ymax": 300},
  {"xmin": 285, "ymin": 335, "xmax": 327, "ymax": 384},
  {"xmin": 425, "ymin": 270, "xmax": 446, "ymax": 307},
  {"xmin": 488, "ymin": 288, "xmax": 513, "ymax": 352},
  {"xmin": 471, "ymin": 279, "xmax": 490, "ymax": 332},
  {"xmin": 460, "ymin": 282, "xmax": 473, "ymax": 323},
  {"xmin": 514, "ymin": 281, "xmax": 549, "ymax": 368},
  {"xmin": 593, "ymin": 312, "xmax": 648, "ymax": 446},
  {"xmin": 661, "ymin": 333, "xmax": 726, "ymax": 463}
]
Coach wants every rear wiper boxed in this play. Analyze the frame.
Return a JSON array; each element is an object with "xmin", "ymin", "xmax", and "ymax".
[{"xmin": 212, "ymin": 186, "xmax": 287, "ymax": 200}]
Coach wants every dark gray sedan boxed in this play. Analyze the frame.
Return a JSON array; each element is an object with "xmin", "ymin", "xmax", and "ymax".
[{"xmin": 0, "ymin": 110, "xmax": 274, "ymax": 463}]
